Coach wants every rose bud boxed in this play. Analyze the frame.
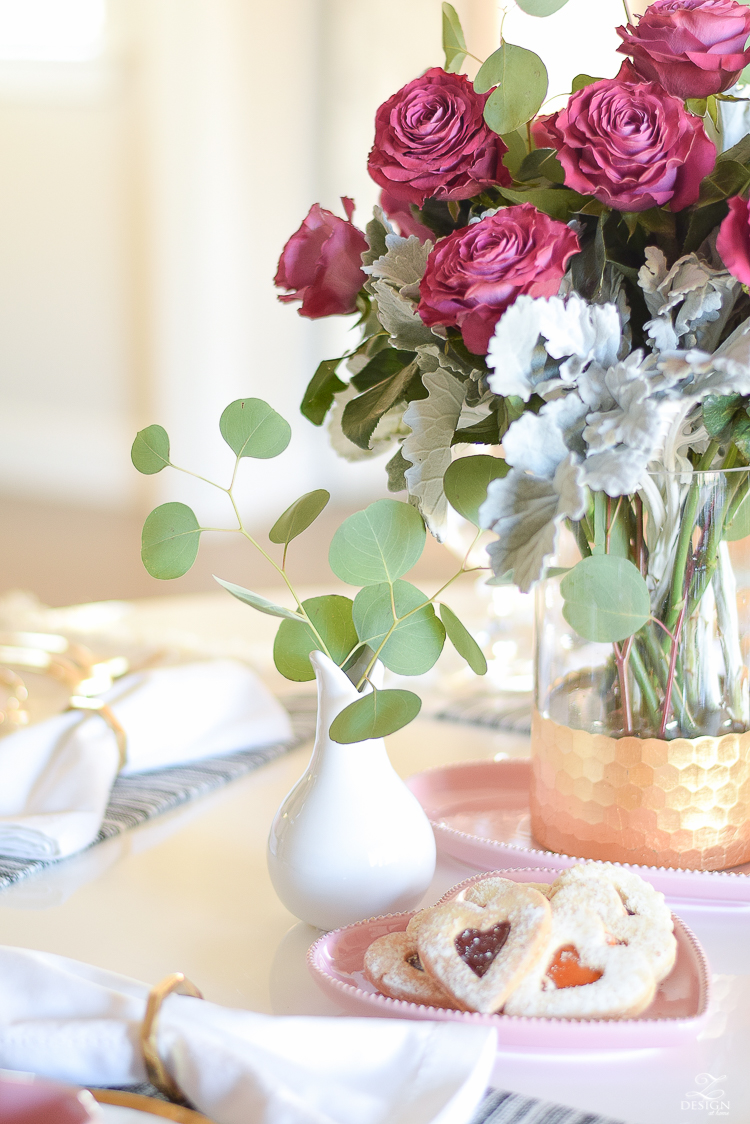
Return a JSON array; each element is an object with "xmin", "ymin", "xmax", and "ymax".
[
  {"xmin": 367, "ymin": 67, "xmax": 510, "ymax": 207},
  {"xmin": 275, "ymin": 198, "xmax": 368, "ymax": 318},
  {"xmin": 717, "ymin": 194, "xmax": 750, "ymax": 285},
  {"xmin": 546, "ymin": 75, "xmax": 716, "ymax": 212},
  {"xmin": 417, "ymin": 203, "xmax": 579, "ymax": 355},
  {"xmin": 617, "ymin": 0, "xmax": 750, "ymax": 100}
]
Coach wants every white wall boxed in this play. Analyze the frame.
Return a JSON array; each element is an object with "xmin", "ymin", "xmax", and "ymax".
[{"xmin": 0, "ymin": 0, "xmax": 646, "ymax": 523}]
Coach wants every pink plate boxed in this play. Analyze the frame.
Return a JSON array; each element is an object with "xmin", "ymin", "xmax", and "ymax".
[
  {"xmin": 407, "ymin": 759, "xmax": 750, "ymax": 905},
  {"xmin": 307, "ymin": 867, "xmax": 710, "ymax": 1049}
]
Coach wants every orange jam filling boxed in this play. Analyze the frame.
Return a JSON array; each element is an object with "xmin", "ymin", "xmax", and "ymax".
[{"xmin": 547, "ymin": 945, "xmax": 603, "ymax": 988}]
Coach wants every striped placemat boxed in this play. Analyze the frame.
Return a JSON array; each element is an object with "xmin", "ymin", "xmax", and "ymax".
[
  {"xmin": 472, "ymin": 1089, "xmax": 626, "ymax": 1124},
  {"xmin": 0, "ymin": 693, "xmax": 317, "ymax": 892},
  {"xmin": 435, "ymin": 693, "xmax": 532, "ymax": 735},
  {"xmin": 110, "ymin": 1084, "xmax": 626, "ymax": 1124}
]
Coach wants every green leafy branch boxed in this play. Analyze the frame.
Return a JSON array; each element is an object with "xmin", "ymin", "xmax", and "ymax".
[{"xmin": 132, "ymin": 399, "xmax": 489, "ymax": 744}]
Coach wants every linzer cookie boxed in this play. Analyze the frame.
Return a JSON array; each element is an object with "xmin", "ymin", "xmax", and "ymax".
[
  {"xmin": 503, "ymin": 886, "xmax": 657, "ymax": 1019},
  {"xmin": 550, "ymin": 864, "xmax": 677, "ymax": 983},
  {"xmin": 416, "ymin": 884, "xmax": 551, "ymax": 1013},
  {"xmin": 363, "ymin": 930, "xmax": 457, "ymax": 1008}
]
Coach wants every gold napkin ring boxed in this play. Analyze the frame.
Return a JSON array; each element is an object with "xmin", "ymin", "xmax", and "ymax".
[
  {"xmin": 67, "ymin": 696, "xmax": 128, "ymax": 771},
  {"xmin": 141, "ymin": 973, "xmax": 204, "ymax": 1104}
]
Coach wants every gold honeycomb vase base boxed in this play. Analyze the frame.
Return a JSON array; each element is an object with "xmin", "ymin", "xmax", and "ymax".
[{"xmin": 530, "ymin": 711, "xmax": 750, "ymax": 871}]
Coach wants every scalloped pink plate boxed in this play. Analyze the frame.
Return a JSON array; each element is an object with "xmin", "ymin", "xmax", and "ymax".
[
  {"xmin": 308, "ymin": 868, "xmax": 711, "ymax": 1049},
  {"xmin": 406, "ymin": 759, "xmax": 750, "ymax": 904}
]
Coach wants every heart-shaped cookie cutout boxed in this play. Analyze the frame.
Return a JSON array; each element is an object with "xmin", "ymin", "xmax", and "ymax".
[
  {"xmin": 503, "ymin": 901, "xmax": 657, "ymax": 1020},
  {"xmin": 416, "ymin": 884, "xmax": 552, "ymax": 1013},
  {"xmin": 363, "ymin": 931, "xmax": 457, "ymax": 1008}
]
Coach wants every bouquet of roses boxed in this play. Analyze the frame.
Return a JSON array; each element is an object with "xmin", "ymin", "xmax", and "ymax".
[{"xmin": 275, "ymin": 0, "xmax": 750, "ymax": 741}]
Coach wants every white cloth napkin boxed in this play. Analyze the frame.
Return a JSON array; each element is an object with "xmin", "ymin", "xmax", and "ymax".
[
  {"xmin": 0, "ymin": 946, "xmax": 496, "ymax": 1124},
  {"xmin": 0, "ymin": 660, "xmax": 293, "ymax": 861}
]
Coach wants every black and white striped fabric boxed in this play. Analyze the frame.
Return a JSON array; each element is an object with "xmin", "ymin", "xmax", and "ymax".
[
  {"xmin": 0, "ymin": 693, "xmax": 317, "ymax": 892},
  {"xmin": 110, "ymin": 1085, "xmax": 627, "ymax": 1123},
  {"xmin": 436, "ymin": 694, "xmax": 532, "ymax": 734},
  {"xmin": 471, "ymin": 1090, "xmax": 626, "ymax": 1124}
]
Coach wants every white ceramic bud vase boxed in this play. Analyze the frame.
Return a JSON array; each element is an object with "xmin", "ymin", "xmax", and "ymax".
[{"xmin": 267, "ymin": 650, "xmax": 436, "ymax": 930}]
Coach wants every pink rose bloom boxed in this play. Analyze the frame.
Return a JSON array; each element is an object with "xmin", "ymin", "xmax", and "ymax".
[
  {"xmin": 530, "ymin": 112, "xmax": 559, "ymax": 149},
  {"xmin": 546, "ymin": 76, "xmax": 715, "ymax": 212},
  {"xmin": 368, "ymin": 68, "xmax": 510, "ymax": 207},
  {"xmin": 418, "ymin": 204, "xmax": 580, "ymax": 355},
  {"xmin": 275, "ymin": 198, "xmax": 368, "ymax": 318},
  {"xmin": 617, "ymin": 0, "xmax": 750, "ymax": 100},
  {"xmin": 717, "ymin": 194, "xmax": 750, "ymax": 284},
  {"xmin": 380, "ymin": 187, "xmax": 434, "ymax": 244}
]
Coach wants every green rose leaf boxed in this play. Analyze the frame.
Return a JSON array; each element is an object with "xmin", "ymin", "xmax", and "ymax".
[
  {"xmin": 141, "ymin": 502, "xmax": 201, "ymax": 579},
  {"xmin": 476, "ymin": 43, "xmax": 548, "ymax": 135},
  {"xmin": 269, "ymin": 489, "xmax": 330, "ymax": 546},
  {"xmin": 131, "ymin": 425, "xmax": 171, "ymax": 475},
  {"xmin": 341, "ymin": 359, "xmax": 420, "ymax": 450},
  {"xmin": 443, "ymin": 455, "xmax": 508, "ymax": 526},
  {"xmin": 350, "ymin": 348, "xmax": 416, "ymax": 393},
  {"xmin": 719, "ymin": 134, "xmax": 750, "ymax": 167},
  {"xmin": 329, "ymin": 499, "xmax": 426, "ymax": 585},
  {"xmin": 213, "ymin": 577, "xmax": 303, "ymax": 621},
  {"xmin": 442, "ymin": 2, "xmax": 467, "ymax": 73},
  {"xmin": 439, "ymin": 604, "xmax": 487, "ymax": 675},
  {"xmin": 497, "ymin": 185, "xmax": 587, "ymax": 222},
  {"xmin": 560, "ymin": 555, "xmax": 651, "ymax": 643},
  {"xmin": 329, "ymin": 688, "xmax": 422, "ymax": 743},
  {"xmin": 301, "ymin": 359, "xmax": 347, "ymax": 426},
  {"xmin": 219, "ymin": 399, "xmax": 291, "ymax": 459},
  {"xmin": 703, "ymin": 393, "xmax": 741, "ymax": 438},
  {"xmin": 517, "ymin": 148, "xmax": 565, "ymax": 184},
  {"xmin": 273, "ymin": 595, "xmax": 358, "ymax": 682},
  {"xmin": 686, "ymin": 97, "xmax": 708, "ymax": 117},
  {"xmin": 516, "ymin": 0, "xmax": 570, "ymax": 15},
  {"xmin": 352, "ymin": 580, "xmax": 445, "ymax": 675},
  {"xmin": 451, "ymin": 412, "xmax": 502, "ymax": 446}
]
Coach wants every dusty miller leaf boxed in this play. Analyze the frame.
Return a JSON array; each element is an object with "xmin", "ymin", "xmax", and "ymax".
[{"xmin": 402, "ymin": 368, "xmax": 466, "ymax": 540}]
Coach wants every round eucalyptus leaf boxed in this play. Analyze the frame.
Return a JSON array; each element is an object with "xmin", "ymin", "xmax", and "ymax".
[
  {"xmin": 269, "ymin": 489, "xmax": 330, "ymax": 546},
  {"xmin": 439, "ymin": 604, "xmax": 487, "ymax": 675},
  {"xmin": 560, "ymin": 555, "xmax": 650, "ymax": 643},
  {"xmin": 329, "ymin": 499, "xmax": 426, "ymax": 586},
  {"xmin": 353, "ymin": 580, "xmax": 445, "ymax": 675},
  {"xmin": 131, "ymin": 425, "xmax": 170, "ymax": 475},
  {"xmin": 479, "ymin": 44, "xmax": 548, "ymax": 135},
  {"xmin": 444, "ymin": 456, "xmax": 508, "ymax": 526},
  {"xmin": 141, "ymin": 503, "xmax": 201, "ymax": 579},
  {"xmin": 329, "ymin": 689, "xmax": 422, "ymax": 743},
  {"xmin": 273, "ymin": 595, "xmax": 357, "ymax": 682},
  {"xmin": 516, "ymin": 0, "xmax": 570, "ymax": 15},
  {"xmin": 219, "ymin": 399, "xmax": 291, "ymax": 459}
]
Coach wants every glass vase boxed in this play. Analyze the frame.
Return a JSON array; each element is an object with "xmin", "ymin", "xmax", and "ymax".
[{"xmin": 531, "ymin": 469, "xmax": 750, "ymax": 871}]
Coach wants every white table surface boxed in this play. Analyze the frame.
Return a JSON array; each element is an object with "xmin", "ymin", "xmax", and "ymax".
[{"xmin": 0, "ymin": 591, "xmax": 747, "ymax": 1124}]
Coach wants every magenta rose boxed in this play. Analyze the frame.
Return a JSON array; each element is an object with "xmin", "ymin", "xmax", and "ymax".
[
  {"xmin": 380, "ymin": 187, "xmax": 434, "ymax": 244},
  {"xmin": 617, "ymin": 0, "xmax": 750, "ymax": 100},
  {"xmin": 418, "ymin": 204, "xmax": 580, "ymax": 355},
  {"xmin": 546, "ymin": 76, "xmax": 715, "ymax": 212},
  {"xmin": 367, "ymin": 67, "xmax": 510, "ymax": 208},
  {"xmin": 275, "ymin": 198, "xmax": 368, "ymax": 318},
  {"xmin": 717, "ymin": 194, "xmax": 750, "ymax": 284}
]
